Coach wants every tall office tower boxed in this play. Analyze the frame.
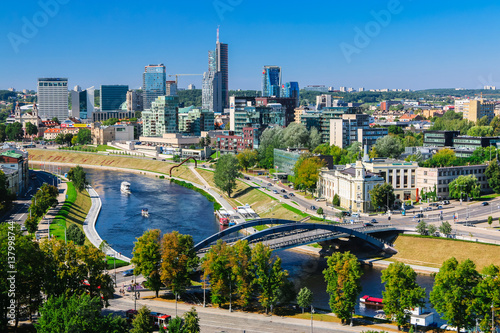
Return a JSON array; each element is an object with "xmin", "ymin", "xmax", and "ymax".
[
  {"xmin": 202, "ymin": 28, "xmax": 228, "ymax": 113},
  {"xmin": 142, "ymin": 96, "xmax": 179, "ymax": 137},
  {"xmin": 262, "ymin": 66, "xmax": 282, "ymax": 97},
  {"xmin": 71, "ymin": 87, "xmax": 95, "ymax": 119},
  {"xmin": 143, "ymin": 64, "xmax": 166, "ymax": 110},
  {"xmin": 126, "ymin": 90, "xmax": 143, "ymax": 111},
  {"xmin": 281, "ymin": 82, "xmax": 300, "ymax": 106},
  {"xmin": 165, "ymin": 80, "xmax": 178, "ymax": 96},
  {"xmin": 37, "ymin": 78, "xmax": 69, "ymax": 120},
  {"xmin": 100, "ymin": 85, "xmax": 128, "ymax": 111}
]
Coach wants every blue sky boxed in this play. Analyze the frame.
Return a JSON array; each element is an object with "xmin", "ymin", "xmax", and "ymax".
[{"xmin": 1, "ymin": 0, "xmax": 500, "ymax": 91}]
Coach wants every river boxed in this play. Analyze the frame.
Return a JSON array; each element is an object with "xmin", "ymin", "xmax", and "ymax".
[{"xmin": 79, "ymin": 168, "xmax": 439, "ymax": 321}]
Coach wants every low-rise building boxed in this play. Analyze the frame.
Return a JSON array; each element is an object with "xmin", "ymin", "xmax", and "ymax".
[
  {"xmin": 138, "ymin": 133, "xmax": 199, "ymax": 148},
  {"xmin": 0, "ymin": 149, "xmax": 29, "ymax": 196},
  {"xmin": 92, "ymin": 123, "xmax": 134, "ymax": 145},
  {"xmin": 216, "ymin": 133, "xmax": 245, "ymax": 154},
  {"xmin": 423, "ymin": 130, "xmax": 460, "ymax": 147},
  {"xmin": 416, "ymin": 164, "xmax": 491, "ymax": 200}
]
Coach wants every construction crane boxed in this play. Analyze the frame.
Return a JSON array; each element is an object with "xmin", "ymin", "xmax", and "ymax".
[{"xmin": 168, "ymin": 74, "xmax": 203, "ymax": 85}]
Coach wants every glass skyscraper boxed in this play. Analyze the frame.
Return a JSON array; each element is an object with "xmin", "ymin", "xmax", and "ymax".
[
  {"xmin": 282, "ymin": 81, "xmax": 300, "ymax": 107},
  {"xmin": 100, "ymin": 85, "xmax": 128, "ymax": 112},
  {"xmin": 143, "ymin": 64, "xmax": 166, "ymax": 110},
  {"xmin": 262, "ymin": 66, "xmax": 282, "ymax": 97},
  {"xmin": 202, "ymin": 29, "xmax": 228, "ymax": 113}
]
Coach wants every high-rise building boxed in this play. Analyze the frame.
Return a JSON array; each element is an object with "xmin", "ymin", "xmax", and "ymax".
[
  {"xmin": 281, "ymin": 82, "xmax": 300, "ymax": 106},
  {"xmin": 70, "ymin": 87, "xmax": 95, "ymax": 119},
  {"xmin": 463, "ymin": 99, "xmax": 495, "ymax": 123},
  {"xmin": 202, "ymin": 29, "xmax": 228, "ymax": 113},
  {"xmin": 142, "ymin": 96, "xmax": 179, "ymax": 137},
  {"xmin": 143, "ymin": 64, "xmax": 167, "ymax": 110},
  {"xmin": 262, "ymin": 66, "xmax": 282, "ymax": 97},
  {"xmin": 166, "ymin": 80, "xmax": 177, "ymax": 96},
  {"xmin": 100, "ymin": 85, "xmax": 128, "ymax": 112},
  {"xmin": 37, "ymin": 78, "xmax": 69, "ymax": 120},
  {"xmin": 126, "ymin": 90, "xmax": 143, "ymax": 112}
]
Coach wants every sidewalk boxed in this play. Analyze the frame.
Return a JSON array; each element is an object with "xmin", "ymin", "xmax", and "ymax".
[{"xmin": 35, "ymin": 180, "xmax": 68, "ymax": 241}]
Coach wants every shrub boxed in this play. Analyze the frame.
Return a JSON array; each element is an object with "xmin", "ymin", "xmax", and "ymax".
[{"xmin": 67, "ymin": 224, "xmax": 85, "ymax": 245}]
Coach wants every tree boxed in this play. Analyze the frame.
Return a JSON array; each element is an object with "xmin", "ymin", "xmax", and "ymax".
[
  {"xmin": 201, "ymin": 240, "xmax": 233, "ymax": 307},
  {"xmin": 132, "ymin": 229, "xmax": 162, "ymax": 297},
  {"xmin": 282, "ymin": 123, "xmax": 310, "ymax": 148},
  {"xmin": 323, "ymin": 251, "xmax": 362, "ymax": 324},
  {"xmin": 332, "ymin": 194, "xmax": 340, "ymax": 207},
  {"xmin": 0, "ymin": 123, "xmax": 6, "ymax": 142},
  {"xmin": 6, "ymin": 122, "xmax": 23, "ymax": 141},
  {"xmin": 388, "ymin": 125, "xmax": 404, "ymax": 136},
  {"xmin": 236, "ymin": 149, "xmax": 258, "ymax": 171},
  {"xmin": 369, "ymin": 183, "xmax": 395, "ymax": 211},
  {"xmin": 36, "ymin": 293, "xmax": 127, "ymax": 333},
  {"xmin": 160, "ymin": 232, "xmax": 198, "ymax": 307},
  {"xmin": 374, "ymin": 135, "xmax": 404, "ymax": 158},
  {"xmin": 182, "ymin": 307, "xmax": 200, "ymax": 333},
  {"xmin": 25, "ymin": 122, "xmax": 38, "ymax": 136},
  {"xmin": 477, "ymin": 115, "xmax": 491, "ymax": 127},
  {"xmin": 313, "ymin": 144, "xmax": 347, "ymax": 164},
  {"xmin": 64, "ymin": 133, "xmax": 74, "ymax": 146},
  {"xmin": 415, "ymin": 220, "xmax": 428, "ymax": 235},
  {"xmin": 214, "ymin": 154, "xmax": 242, "ymax": 197},
  {"xmin": 317, "ymin": 207, "xmax": 323, "ymax": 215},
  {"xmin": 51, "ymin": 117, "xmax": 60, "ymax": 124},
  {"xmin": 439, "ymin": 221, "xmax": 452, "ymax": 236},
  {"xmin": 467, "ymin": 126, "xmax": 494, "ymax": 137},
  {"xmin": 251, "ymin": 243, "xmax": 288, "ymax": 314},
  {"xmin": 485, "ymin": 158, "xmax": 500, "ymax": 194},
  {"xmin": 474, "ymin": 265, "xmax": 500, "ymax": 332},
  {"xmin": 293, "ymin": 156, "xmax": 325, "ymax": 194},
  {"xmin": 102, "ymin": 118, "xmax": 119, "ymax": 126},
  {"xmin": 68, "ymin": 165, "xmax": 88, "ymax": 192},
  {"xmin": 0, "ymin": 170, "xmax": 15, "ymax": 211},
  {"xmin": 422, "ymin": 148, "xmax": 457, "ymax": 167},
  {"xmin": 77, "ymin": 128, "xmax": 92, "ymax": 145},
  {"xmin": 297, "ymin": 287, "xmax": 313, "ymax": 313},
  {"xmin": 490, "ymin": 116, "xmax": 500, "ymax": 136},
  {"xmin": 131, "ymin": 306, "xmax": 154, "ymax": 333},
  {"xmin": 430, "ymin": 258, "xmax": 481, "ymax": 333},
  {"xmin": 427, "ymin": 224, "xmax": 437, "ymax": 236},
  {"xmin": 309, "ymin": 127, "xmax": 322, "ymax": 150},
  {"xmin": 488, "ymin": 216, "xmax": 493, "ymax": 226},
  {"xmin": 205, "ymin": 133, "xmax": 212, "ymax": 147},
  {"xmin": 67, "ymin": 224, "xmax": 85, "ymax": 245},
  {"xmin": 55, "ymin": 133, "xmax": 65, "ymax": 145},
  {"xmin": 346, "ymin": 142, "xmax": 362, "ymax": 162},
  {"xmin": 381, "ymin": 263, "xmax": 426, "ymax": 330},
  {"xmin": 231, "ymin": 240, "xmax": 254, "ymax": 308},
  {"xmin": 257, "ymin": 127, "xmax": 284, "ymax": 168},
  {"xmin": 449, "ymin": 175, "xmax": 481, "ymax": 200},
  {"xmin": 167, "ymin": 317, "xmax": 184, "ymax": 333}
]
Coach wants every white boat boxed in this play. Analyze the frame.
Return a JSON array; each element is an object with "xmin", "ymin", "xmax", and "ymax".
[
  {"xmin": 121, "ymin": 182, "xmax": 131, "ymax": 194},
  {"xmin": 141, "ymin": 209, "xmax": 149, "ymax": 217}
]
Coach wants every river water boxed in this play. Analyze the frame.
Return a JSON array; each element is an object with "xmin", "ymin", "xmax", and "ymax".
[{"xmin": 80, "ymin": 168, "xmax": 439, "ymax": 321}]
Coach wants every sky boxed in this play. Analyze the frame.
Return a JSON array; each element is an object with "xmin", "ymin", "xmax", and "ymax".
[{"xmin": 1, "ymin": 0, "xmax": 500, "ymax": 92}]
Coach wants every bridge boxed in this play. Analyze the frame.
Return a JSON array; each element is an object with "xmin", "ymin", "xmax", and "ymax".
[{"xmin": 194, "ymin": 219, "xmax": 398, "ymax": 254}]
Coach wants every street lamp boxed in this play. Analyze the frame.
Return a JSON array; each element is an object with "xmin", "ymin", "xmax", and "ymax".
[{"xmin": 310, "ymin": 305, "xmax": 314, "ymax": 333}]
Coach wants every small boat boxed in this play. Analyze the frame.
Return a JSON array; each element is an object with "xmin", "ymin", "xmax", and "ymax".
[
  {"xmin": 360, "ymin": 295, "xmax": 384, "ymax": 307},
  {"xmin": 141, "ymin": 209, "xmax": 149, "ymax": 217},
  {"xmin": 121, "ymin": 182, "xmax": 131, "ymax": 194},
  {"xmin": 219, "ymin": 217, "xmax": 229, "ymax": 226}
]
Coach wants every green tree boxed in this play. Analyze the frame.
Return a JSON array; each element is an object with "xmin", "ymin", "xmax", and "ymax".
[
  {"xmin": 77, "ymin": 128, "xmax": 92, "ymax": 145},
  {"xmin": 131, "ymin": 306, "xmax": 154, "ymax": 333},
  {"xmin": 131, "ymin": 229, "xmax": 163, "ymax": 297},
  {"xmin": 485, "ymin": 158, "xmax": 500, "ymax": 194},
  {"xmin": 428, "ymin": 224, "xmax": 437, "ymax": 236},
  {"xmin": 297, "ymin": 287, "xmax": 313, "ymax": 313},
  {"xmin": 6, "ymin": 122, "xmax": 23, "ymax": 141},
  {"xmin": 415, "ymin": 220, "xmax": 428, "ymax": 235},
  {"xmin": 102, "ymin": 118, "xmax": 119, "ymax": 126},
  {"xmin": 309, "ymin": 127, "xmax": 322, "ymax": 150},
  {"xmin": 67, "ymin": 224, "xmax": 85, "ymax": 245},
  {"xmin": 323, "ymin": 251, "xmax": 362, "ymax": 324},
  {"xmin": 381, "ymin": 262, "xmax": 426, "ymax": 330},
  {"xmin": 25, "ymin": 122, "xmax": 38, "ymax": 136},
  {"xmin": 51, "ymin": 117, "xmax": 60, "ymax": 124},
  {"xmin": 0, "ymin": 170, "xmax": 15, "ymax": 211},
  {"xmin": 467, "ymin": 126, "xmax": 494, "ymax": 137},
  {"xmin": 236, "ymin": 149, "xmax": 258, "ymax": 171},
  {"xmin": 490, "ymin": 116, "xmax": 500, "ymax": 136},
  {"xmin": 488, "ymin": 216, "xmax": 493, "ymax": 226},
  {"xmin": 257, "ymin": 127, "xmax": 284, "ymax": 168},
  {"xmin": 477, "ymin": 115, "xmax": 491, "ymax": 127},
  {"xmin": 317, "ymin": 207, "xmax": 323, "ymax": 215},
  {"xmin": 214, "ymin": 154, "xmax": 242, "ymax": 197},
  {"xmin": 293, "ymin": 156, "xmax": 324, "ymax": 194},
  {"xmin": 332, "ymin": 194, "xmax": 340, "ymax": 207},
  {"xmin": 439, "ymin": 221, "xmax": 452, "ymax": 236},
  {"xmin": 369, "ymin": 183, "xmax": 395, "ymax": 211},
  {"xmin": 448, "ymin": 175, "xmax": 481, "ymax": 200},
  {"xmin": 345, "ymin": 142, "xmax": 362, "ymax": 162},
  {"xmin": 182, "ymin": 307, "xmax": 200, "ymax": 333},
  {"xmin": 68, "ymin": 165, "xmax": 88, "ymax": 192},
  {"xmin": 64, "ymin": 133, "xmax": 74, "ymax": 146},
  {"xmin": 55, "ymin": 133, "xmax": 65, "ymax": 145},
  {"xmin": 160, "ymin": 232, "xmax": 198, "ymax": 308},
  {"xmin": 0, "ymin": 123, "xmax": 6, "ymax": 142},
  {"xmin": 201, "ymin": 240, "xmax": 233, "ymax": 307},
  {"xmin": 231, "ymin": 240, "xmax": 254, "ymax": 308},
  {"xmin": 313, "ymin": 144, "xmax": 347, "ymax": 164},
  {"xmin": 167, "ymin": 317, "xmax": 184, "ymax": 333},
  {"xmin": 474, "ymin": 265, "xmax": 500, "ymax": 332},
  {"xmin": 251, "ymin": 243, "xmax": 288, "ymax": 314},
  {"xmin": 388, "ymin": 125, "xmax": 404, "ymax": 136},
  {"xmin": 430, "ymin": 258, "xmax": 481, "ymax": 333},
  {"xmin": 282, "ymin": 123, "xmax": 310, "ymax": 148},
  {"xmin": 374, "ymin": 135, "xmax": 404, "ymax": 159},
  {"xmin": 422, "ymin": 148, "xmax": 457, "ymax": 167}
]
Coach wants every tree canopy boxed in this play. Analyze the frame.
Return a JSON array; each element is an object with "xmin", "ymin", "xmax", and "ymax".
[
  {"xmin": 373, "ymin": 135, "xmax": 404, "ymax": 159},
  {"xmin": 485, "ymin": 158, "xmax": 500, "ymax": 194},
  {"xmin": 448, "ymin": 175, "xmax": 481, "ymax": 200},
  {"xmin": 131, "ymin": 229, "xmax": 162, "ymax": 297},
  {"xmin": 68, "ymin": 165, "xmax": 88, "ymax": 192},
  {"xmin": 369, "ymin": 183, "xmax": 395, "ymax": 211},
  {"xmin": 214, "ymin": 154, "xmax": 242, "ymax": 197},
  {"xmin": 293, "ymin": 156, "xmax": 325, "ymax": 194}
]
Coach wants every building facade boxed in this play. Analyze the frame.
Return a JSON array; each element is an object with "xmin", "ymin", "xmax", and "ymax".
[
  {"xmin": 143, "ymin": 64, "xmax": 166, "ymax": 110},
  {"xmin": 37, "ymin": 78, "xmax": 68, "ymax": 120},
  {"xmin": 262, "ymin": 66, "xmax": 282, "ymax": 97},
  {"xmin": 281, "ymin": 82, "xmax": 300, "ymax": 106},
  {"xmin": 330, "ymin": 113, "xmax": 387, "ymax": 149},
  {"xmin": 142, "ymin": 96, "xmax": 179, "ymax": 137},
  {"xmin": 126, "ymin": 90, "xmax": 143, "ymax": 111},
  {"xmin": 0, "ymin": 149, "xmax": 29, "ymax": 196},
  {"xmin": 100, "ymin": 85, "xmax": 128, "ymax": 112},
  {"xmin": 423, "ymin": 131, "xmax": 460, "ymax": 147},
  {"xmin": 463, "ymin": 99, "xmax": 495, "ymax": 123}
]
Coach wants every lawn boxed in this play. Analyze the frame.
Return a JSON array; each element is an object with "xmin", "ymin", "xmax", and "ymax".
[
  {"xmin": 96, "ymin": 144, "xmax": 120, "ymax": 151},
  {"xmin": 390, "ymin": 234, "xmax": 500, "ymax": 270},
  {"xmin": 50, "ymin": 182, "xmax": 92, "ymax": 246}
]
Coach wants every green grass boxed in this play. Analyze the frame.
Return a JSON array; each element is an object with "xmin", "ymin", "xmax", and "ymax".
[
  {"xmin": 50, "ymin": 183, "xmax": 78, "ymax": 240},
  {"xmin": 97, "ymin": 145, "xmax": 120, "ymax": 151},
  {"xmin": 106, "ymin": 256, "xmax": 129, "ymax": 270},
  {"xmin": 479, "ymin": 193, "xmax": 500, "ymax": 200},
  {"xmin": 253, "ymin": 225, "xmax": 269, "ymax": 231},
  {"xmin": 281, "ymin": 203, "xmax": 309, "ymax": 218},
  {"xmin": 170, "ymin": 179, "xmax": 222, "ymax": 210}
]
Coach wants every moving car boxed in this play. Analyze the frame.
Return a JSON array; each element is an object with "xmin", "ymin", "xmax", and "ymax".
[
  {"xmin": 310, "ymin": 205, "xmax": 317, "ymax": 210},
  {"xmin": 289, "ymin": 193, "xmax": 295, "ymax": 197},
  {"xmin": 482, "ymin": 202, "xmax": 489, "ymax": 206},
  {"xmin": 283, "ymin": 195, "xmax": 289, "ymax": 199},
  {"xmin": 273, "ymin": 190, "xmax": 278, "ymax": 194},
  {"xmin": 363, "ymin": 222, "xmax": 373, "ymax": 227},
  {"xmin": 413, "ymin": 213, "xmax": 424, "ymax": 218},
  {"xmin": 370, "ymin": 219, "xmax": 378, "ymax": 223},
  {"xmin": 122, "ymin": 269, "xmax": 134, "ymax": 277}
]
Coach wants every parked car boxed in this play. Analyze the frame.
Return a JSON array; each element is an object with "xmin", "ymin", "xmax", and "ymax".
[
  {"xmin": 244, "ymin": 176, "xmax": 250, "ymax": 180},
  {"xmin": 289, "ymin": 193, "xmax": 295, "ymax": 197},
  {"xmin": 425, "ymin": 207, "xmax": 433, "ymax": 211},
  {"xmin": 122, "ymin": 269, "xmax": 134, "ymax": 277},
  {"xmin": 273, "ymin": 190, "xmax": 278, "ymax": 194},
  {"xmin": 363, "ymin": 222, "xmax": 373, "ymax": 227},
  {"xmin": 370, "ymin": 219, "xmax": 378, "ymax": 223},
  {"xmin": 342, "ymin": 211, "xmax": 351, "ymax": 217},
  {"xmin": 283, "ymin": 195, "xmax": 289, "ymax": 199},
  {"xmin": 413, "ymin": 213, "xmax": 424, "ymax": 218},
  {"xmin": 281, "ymin": 189, "xmax": 286, "ymax": 193},
  {"xmin": 267, "ymin": 183, "xmax": 272, "ymax": 187},
  {"xmin": 310, "ymin": 205, "xmax": 317, "ymax": 210},
  {"xmin": 482, "ymin": 202, "xmax": 489, "ymax": 206},
  {"xmin": 429, "ymin": 203, "xmax": 439, "ymax": 207},
  {"xmin": 315, "ymin": 197, "xmax": 326, "ymax": 202},
  {"xmin": 441, "ymin": 200, "xmax": 450, "ymax": 205},
  {"xmin": 437, "ymin": 205, "xmax": 443, "ymax": 209}
]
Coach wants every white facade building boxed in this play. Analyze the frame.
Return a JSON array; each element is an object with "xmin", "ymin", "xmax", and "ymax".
[{"xmin": 37, "ymin": 78, "xmax": 69, "ymax": 120}]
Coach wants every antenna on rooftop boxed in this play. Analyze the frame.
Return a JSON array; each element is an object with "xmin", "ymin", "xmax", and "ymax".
[{"xmin": 217, "ymin": 25, "xmax": 220, "ymax": 43}]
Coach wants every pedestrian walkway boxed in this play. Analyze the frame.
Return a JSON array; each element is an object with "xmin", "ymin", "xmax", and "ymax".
[{"xmin": 35, "ymin": 180, "xmax": 67, "ymax": 240}]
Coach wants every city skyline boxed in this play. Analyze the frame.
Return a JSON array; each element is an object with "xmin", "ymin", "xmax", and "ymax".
[{"xmin": 2, "ymin": 1, "xmax": 500, "ymax": 91}]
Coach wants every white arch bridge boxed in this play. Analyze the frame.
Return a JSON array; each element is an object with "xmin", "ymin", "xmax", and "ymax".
[{"xmin": 194, "ymin": 219, "xmax": 398, "ymax": 254}]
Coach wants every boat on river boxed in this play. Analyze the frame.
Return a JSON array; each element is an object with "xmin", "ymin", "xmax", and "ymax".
[
  {"xmin": 121, "ymin": 181, "xmax": 131, "ymax": 194},
  {"xmin": 141, "ymin": 209, "xmax": 149, "ymax": 217},
  {"xmin": 360, "ymin": 295, "xmax": 384, "ymax": 307}
]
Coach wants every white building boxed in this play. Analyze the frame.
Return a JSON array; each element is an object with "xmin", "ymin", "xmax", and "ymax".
[
  {"xmin": 37, "ymin": 78, "xmax": 69, "ymax": 120},
  {"xmin": 454, "ymin": 99, "xmax": 469, "ymax": 113}
]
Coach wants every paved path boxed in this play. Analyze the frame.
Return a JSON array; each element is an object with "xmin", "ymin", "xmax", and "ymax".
[{"xmin": 35, "ymin": 178, "xmax": 67, "ymax": 241}]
